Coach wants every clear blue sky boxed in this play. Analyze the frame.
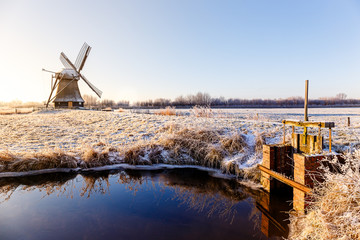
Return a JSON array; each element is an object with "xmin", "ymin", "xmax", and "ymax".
[{"xmin": 1, "ymin": 0, "xmax": 360, "ymax": 103}]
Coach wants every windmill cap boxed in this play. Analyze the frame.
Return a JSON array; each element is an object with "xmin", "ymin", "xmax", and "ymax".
[{"xmin": 58, "ymin": 68, "xmax": 79, "ymax": 78}]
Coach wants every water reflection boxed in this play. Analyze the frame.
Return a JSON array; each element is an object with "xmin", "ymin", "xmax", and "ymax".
[
  {"xmin": 0, "ymin": 168, "xmax": 290, "ymax": 239},
  {"xmin": 0, "ymin": 172, "xmax": 78, "ymax": 202}
]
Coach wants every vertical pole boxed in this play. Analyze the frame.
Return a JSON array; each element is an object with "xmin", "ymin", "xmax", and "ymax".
[
  {"xmin": 318, "ymin": 126, "xmax": 321, "ymax": 152},
  {"xmin": 348, "ymin": 117, "xmax": 351, "ymax": 127},
  {"xmin": 329, "ymin": 128, "xmax": 332, "ymax": 152},
  {"xmin": 283, "ymin": 122, "xmax": 286, "ymax": 144},
  {"xmin": 304, "ymin": 80, "xmax": 309, "ymax": 143},
  {"xmin": 304, "ymin": 80, "xmax": 309, "ymax": 121}
]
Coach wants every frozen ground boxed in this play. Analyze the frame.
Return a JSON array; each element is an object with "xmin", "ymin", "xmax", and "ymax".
[{"xmin": 0, "ymin": 108, "xmax": 359, "ymax": 175}]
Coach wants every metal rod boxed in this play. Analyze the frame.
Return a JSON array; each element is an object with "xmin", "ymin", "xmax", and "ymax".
[{"xmin": 42, "ymin": 68, "xmax": 57, "ymax": 74}]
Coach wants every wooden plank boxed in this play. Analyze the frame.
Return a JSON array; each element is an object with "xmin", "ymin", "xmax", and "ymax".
[
  {"xmin": 258, "ymin": 165, "xmax": 312, "ymax": 194},
  {"xmin": 282, "ymin": 119, "xmax": 335, "ymax": 129}
]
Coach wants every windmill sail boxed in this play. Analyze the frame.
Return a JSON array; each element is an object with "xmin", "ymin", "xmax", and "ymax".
[
  {"xmin": 60, "ymin": 53, "xmax": 74, "ymax": 69},
  {"xmin": 75, "ymin": 42, "xmax": 91, "ymax": 72},
  {"xmin": 80, "ymin": 74, "xmax": 102, "ymax": 98},
  {"xmin": 60, "ymin": 52, "xmax": 102, "ymax": 98},
  {"xmin": 78, "ymin": 46, "xmax": 91, "ymax": 72}
]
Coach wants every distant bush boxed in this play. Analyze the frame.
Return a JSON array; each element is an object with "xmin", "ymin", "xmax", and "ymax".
[
  {"xmin": 155, "ymin": 106, "xmax": 176, "ymax": 116},
  {"xmin": 191, "ymin": 105, "xmax": 213, "ymax": 118}
]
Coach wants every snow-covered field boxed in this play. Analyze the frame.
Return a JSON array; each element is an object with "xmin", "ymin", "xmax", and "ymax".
[{"xmin": 0, "ymin": 108, "xmax": 359, "ymax": 176}]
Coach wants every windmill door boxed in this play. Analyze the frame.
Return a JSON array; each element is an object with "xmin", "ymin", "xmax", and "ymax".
[{"xmin": 68, "ymin": 102, "xmax": 73, "ymax": 109}]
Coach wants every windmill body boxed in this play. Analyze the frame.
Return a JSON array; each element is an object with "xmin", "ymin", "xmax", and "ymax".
[
  {"xmin": 44, "ymin": 43, "xmax": 102, "ymax": 109},
  {"xmin": 53, "ymin": 69, "xmax": 84, "ymax": 108}
]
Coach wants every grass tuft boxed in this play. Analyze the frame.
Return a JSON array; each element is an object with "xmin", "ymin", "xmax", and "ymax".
[
  {"xmin": 191, "ymin": 106, "xmax": 213, "ymax": 118},
  {"xmin": 81, "ymin": 146, "xmax": 111, "ymax": 168},
  {"xmin": 1, "ymin": 148, "xmax": 78, "ymax": 172},
  {"xmin": 155, "ymin": 106, "xmax": 176, "ymax": 116}
]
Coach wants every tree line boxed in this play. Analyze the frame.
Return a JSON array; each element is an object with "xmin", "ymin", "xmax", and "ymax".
[
  {"xmin": 1, "ymin": 92, "xmax": 357, "ymax": 109},
  {"xmin": 133, "ymin": 92, "xmax": 360, "ymax": 108},
  {"xmin": 83, "ymin": 95, "xmax": 130, "ymax": 109}
]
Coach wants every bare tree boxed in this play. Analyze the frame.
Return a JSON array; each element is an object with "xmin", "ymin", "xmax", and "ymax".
[
  {"xmin": 336, "ymin": 93, "xmax": 347, "ymax": 100},
  {"xmin": 101, "ymin": 99, "xmax": 115, "ymax": 108},
  {"xmin": 83, "ymin": 94, "xmax": 98, "ymax": 108}
]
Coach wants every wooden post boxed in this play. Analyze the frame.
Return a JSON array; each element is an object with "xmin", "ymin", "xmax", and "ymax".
[
  {"xmin": 348, "ymin": 117, "xmax": 351, "ymax": 127},
  {"xmin": 304, "ymin": 80, "xmax": 309, "ymax": 121},
  {"xmin": 329, "ymin": 128, "xmax": 332, "ymax": 152},
  {"xmin": 318, "ymin": 126, "xmax": 321, "ymax": 152},
  {"xmin": 304, "ymin": 80, "xmax": 309, "ymax": 138},
  {"xmin": 304, "ymin": 80, "xmax": 309, "ymax": 145},
  {"xmin": 283, "ymin": 122, "xmax": 286, "ymax": 144}
]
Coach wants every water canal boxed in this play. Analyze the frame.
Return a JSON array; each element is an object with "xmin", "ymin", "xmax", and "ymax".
[{"xmin": 0, "ymin": 168, "xmax": 291, "ymax": 239}]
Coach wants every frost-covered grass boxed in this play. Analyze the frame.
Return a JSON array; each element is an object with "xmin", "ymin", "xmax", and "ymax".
[
  {"xmin": 0, "ymin": 108, "xmax": 359, "ymax": 177},
  {"xmin": 119, "ymin": 127, "xmax": 252, "ymax": 173},
  {"xmin": 288, "ymin": 150, "xmax": 360, "ymax": 240},
  {"xmin": 0, "ymin": 109, "xmax": 284, "ymax": 175},
  {"xmin": 0, "ymin": 107, "xmax": 35, "ymax": 115}
]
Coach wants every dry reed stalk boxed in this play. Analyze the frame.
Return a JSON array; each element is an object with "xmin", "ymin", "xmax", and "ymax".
[
  {"xmin": 221, "ymin": 134, "xmax": 247, "ymax": 154},
  {"xmin": 155, "ymin": 106, "xmax": 177, "ymax": 116},
  {"xmin": 191, "ymin": 106, "xmax": 213, "ymax": 118},
  {"xmin": 81, "ymin": 146, "xmax": 111, "ymax": 168},
  {"xmin": 0, "ymin": 145, "xmax": 116, "ymax": 172},
  {"xmin": 80, "ymin": 175, "xmax": 110, "ymax": 198},
  {"xmin": 242, "ymin": 166, "xmax": 261, "ymax": 182},
  {"xmin": 120, "ymin": 127, "xmax": 249, "ymax": 175},
  {"xmin": 0, "ymin": 151, "xmax": 18, "ymax": 163},
  {"xmin": 1, "ymin": 149, "xmax": 78, "ymax": 172},
  {"xmin": 289, "ymin": 151, "xmax": 360, "ymax": 240}
]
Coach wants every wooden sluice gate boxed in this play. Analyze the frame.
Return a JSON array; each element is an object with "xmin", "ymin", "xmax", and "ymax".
[
  {"xmin": 255, "ymin": 80, "xmax": 342, "ymax": 238},
  {"xmin": 259, "ymin": 120, "xmax": 336, "ymax": 211},
  {"xmin": 256, "ymin": 119, "xmax": 337, "ymax": 238}
]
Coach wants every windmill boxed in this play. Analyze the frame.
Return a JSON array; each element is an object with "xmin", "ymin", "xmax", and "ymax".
[{"xmin": 43, "ymin": 42, "xmax": 102, "ymax": 108}]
